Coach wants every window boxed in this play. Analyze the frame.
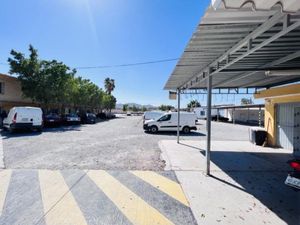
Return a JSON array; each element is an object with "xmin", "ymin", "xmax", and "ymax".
[
  {"xmin": 200, "ymin": 111, "xmax": 205, "ymax": 116},
  {"xmin": 0, "ymin": 82, "xmax": 4, "ymax": 94},
  {"xmin": 158, "ymin": 114, "xmax": 171, "ymax": 122}
]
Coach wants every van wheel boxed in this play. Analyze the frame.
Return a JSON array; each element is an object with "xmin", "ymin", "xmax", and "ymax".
[
  {"xmin": 150, "ymin": 125, "xmax": 158, "ymax": 133},
  {"xmin": 182, "ymin": 126, "xmax": 190, "ymax": 134}
]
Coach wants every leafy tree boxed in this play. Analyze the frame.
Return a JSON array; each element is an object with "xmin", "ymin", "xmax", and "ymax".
[
  {"xmin": 8, "ymin": 45, "xmax": 43, "ymax": 103},
  {"xmin": 132, "ymin": 105, "xmax": 139, "ymax": 112},
  {"xmin": 41, "ymin": 60, "xmax": 77, "ymax": 109},
  {"xmin": 8, "ymin": 46, "xmax": 79, "ymax": 111},
  {"xmin": 187, "ymin": 100, "xmax": 201, "ymax": 109},
  {"xmin": 122, "ymin": 104, "xmax": 128, "ymax": 112},
  {"xmin": 141, "ymin": 106, "xmax": 147, "ymax": 112},
  {"xmin": 104, "ymin": 78, "xmax": 115, "ymax": 94},
  {"xmin": 102, "ymin": 94, "xmax": 116, "ymax": 112},
  {"xmin": 158, "ymin": 104, "xmax": 174, "ymax": 111},
  {"xmin": 241, "ymin": 98, "xmax": 253, "ymax": 105},
  {"xmin": 7, "ymin": 45, "xmax": 113, "ymax": 113}
]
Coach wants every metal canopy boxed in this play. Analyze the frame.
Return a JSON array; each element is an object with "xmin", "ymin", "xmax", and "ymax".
[
  {"xmin": 212, "ymin": 0, "xmax": 300, "ymax": 13},
  {"xmin": 164, "ymin": 5, "xmax": 300, "ymax": 90}
]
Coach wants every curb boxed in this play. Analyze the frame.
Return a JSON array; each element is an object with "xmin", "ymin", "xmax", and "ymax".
[{"xmin": 158, "ymin": 140, "xmax": 172, "ymax": 171}]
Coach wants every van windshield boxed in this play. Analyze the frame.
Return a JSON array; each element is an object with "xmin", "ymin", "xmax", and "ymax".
[{"xmin": 158, "ymin": 114, "xmax": 171, "ymax": 121}]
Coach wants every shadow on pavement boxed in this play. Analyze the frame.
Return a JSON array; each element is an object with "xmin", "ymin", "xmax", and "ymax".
[
  {"xmin": 200, "ymin": 150, "xmax": 299, "ymax": 225},
  {"xmin": 179, "ymin": 142, "xmax": 205, "ymax": 151},
  {"xmin": 43, "ymin": 125, "xmax": 82, "ymax": 133},
  {"xmin": 0, "ymin": 125, "xmax": 82, "ymax": 139},
  {"xmin": 146, "ymin": 131, "xmax": 206, "ymax": 137},
  {"xmin": 0, "ymin": 130, "xmax": 42, "ymax": 139}
]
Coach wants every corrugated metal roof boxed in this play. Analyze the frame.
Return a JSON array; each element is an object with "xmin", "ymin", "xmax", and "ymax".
[
  {"xmin": 164, "ymin": 5, "xmax": 300, "ymax": 90},
  {"xmin": 212, "ymin": 0, "xmax": 300, "ymax": 13}
]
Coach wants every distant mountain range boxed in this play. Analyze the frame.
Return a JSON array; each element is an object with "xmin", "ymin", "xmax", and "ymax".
[{"xmin": 116, "ymin": 103, "xmax": 157, "ymax": 110}]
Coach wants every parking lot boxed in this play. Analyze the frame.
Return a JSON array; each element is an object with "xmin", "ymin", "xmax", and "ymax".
[
  {"xmin": 1, "ymin": 115, "xmax": 298, "ymax": 225},
  {"xmin": 1, "ymin": 115, "xmax": 251, "ymax": 170}
]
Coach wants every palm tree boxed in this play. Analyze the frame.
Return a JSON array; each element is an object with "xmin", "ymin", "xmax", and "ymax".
[{"xmin": 104, "ymin": 78, "xmax": 115, "ymax": 95}]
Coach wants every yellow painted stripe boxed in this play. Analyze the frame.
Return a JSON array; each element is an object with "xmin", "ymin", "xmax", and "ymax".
[
  {"xmin": 88, "ymin": 170, "xmax": 175, "ymax": 225},
  {"xmin": 130, "ymin": 171, "xmax": 189, "ymax": 207},
  {"xmin": 39, "ymin": 170, "xmax": 87, "ymax": 225},
  {"xmin": 0, "ymin": 170, "xmax": 12, "ymax": 216}
]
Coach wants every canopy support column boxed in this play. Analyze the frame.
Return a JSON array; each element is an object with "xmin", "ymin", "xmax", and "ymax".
[
  {"xmin": 233, "ymin": 108, "xmax": 236, "ymax": 124},
  {"xmin": 206, "ymin": 75, "xmax": 212, "ymax": 176},
  {"xmin": 247, "ymin": 107, "xmax": 250, "ymax": 123},
  {"xmin": 259, "ymin": 106, "xmax": 262, "ymax": 127},
  {"xmin": 177, "ymin": 89, "xmax": 181, "ymax": 143}
]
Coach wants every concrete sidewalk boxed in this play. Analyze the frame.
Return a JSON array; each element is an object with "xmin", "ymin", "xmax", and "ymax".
[{"xmin": 159, "ymin": 140, "xmax": 300, "ymax": 225}]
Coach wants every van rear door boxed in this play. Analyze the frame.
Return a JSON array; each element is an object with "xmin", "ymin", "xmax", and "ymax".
[
  {"xmin": 16, "ymin": 108, "xmax": 32, "ymax": 124},
  {"xmin": 32, "ymin": 109, "xmax": 42, "ymax": 126}
]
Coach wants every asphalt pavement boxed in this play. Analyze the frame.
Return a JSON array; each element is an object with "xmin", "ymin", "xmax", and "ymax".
[{"xmin": 1, "ymin": 115, "xmax": 251, "ymax": 170}]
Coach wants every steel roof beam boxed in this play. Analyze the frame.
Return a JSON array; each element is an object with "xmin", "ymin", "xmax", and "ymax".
[
  {"xmin": 212, "ymin": 50, "xmax": 300, "ymax": 87},
  {"xmin": 180, "ymin": 10, "xmax": 285, "ymax": 89},
  {"xmin": 241, "ymin": 75, "xmax": 292, "ymax": 87},
  {"xmin": 186, "ymin": 14, "xmax": 300, "ymax": 89}
]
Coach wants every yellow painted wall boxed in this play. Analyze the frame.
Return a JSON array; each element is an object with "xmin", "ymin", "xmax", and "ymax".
[
  {"xmin": 254, "ymin": 83, "xmax": 300, "ymax": 99},
  {"xmin": 263, "ymin": 95, "xmax": 300, "ymax": 146},
  {"xmin": 255, "ymin": 84, "xmax": 300, "ymax": 146}
]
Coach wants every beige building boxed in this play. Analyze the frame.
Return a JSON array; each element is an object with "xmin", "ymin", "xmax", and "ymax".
[{"xmin": 0, "ymin": 73, "xmax": 36, "ymax": 113}]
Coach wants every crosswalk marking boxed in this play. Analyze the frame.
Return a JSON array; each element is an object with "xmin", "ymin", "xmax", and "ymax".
[
  {"xmin": 87, "ymin": 170, "xmax": 175, "ymax": 225},
  {"xmin": 130, "ymin": 171, "xmax": 189, "ymax": 207},
  {"xmin": 0, "ymin": 170, "xmax": 11, "ymax": 216},
  {"xmin": 39, "ymin": 170, "xmax": 88, "ymax": 225}
]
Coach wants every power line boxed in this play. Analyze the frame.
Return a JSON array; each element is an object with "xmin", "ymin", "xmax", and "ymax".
[
  {"xmin": 0, "ymin": 57, "xmax": 179, "ymax": 69},
  {"xmin": 74, "ymin": 58, "xmax": 179, "ymax": 70}
]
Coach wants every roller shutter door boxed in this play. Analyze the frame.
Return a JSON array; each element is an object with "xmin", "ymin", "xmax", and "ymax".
[{"xmin": 276, "ymin": 103, "xmax": 300, "ymax": 156}]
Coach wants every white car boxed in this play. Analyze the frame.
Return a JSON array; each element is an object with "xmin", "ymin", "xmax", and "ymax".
[
  {"xmin": 3, "ymin": 107, "xmax": 43, "ymax": 132},
  {"xmin": 143, "ymin": 112, "xmax": 197, "ymax": 133}
]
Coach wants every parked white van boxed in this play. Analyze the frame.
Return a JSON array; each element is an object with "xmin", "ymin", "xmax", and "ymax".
[
  {"xmin": 143, "ymin": 112, "xmax": 197, "ymax": 133},
  {"xmin": 3, "ymin": 107, "xmax": 43, "ymax": 132},
  {"xmin": 143, "ymin": 111, "xmax": 164, "ymax": 122}
]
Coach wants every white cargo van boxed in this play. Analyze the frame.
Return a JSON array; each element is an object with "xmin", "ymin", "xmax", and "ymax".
[
  {"xmin": 3, "ymin": 107, "xmax": 43, "ymax": 132},
  {"xmin": 143, "ymin": 112, "xmax": 197, "ymax": 133}
]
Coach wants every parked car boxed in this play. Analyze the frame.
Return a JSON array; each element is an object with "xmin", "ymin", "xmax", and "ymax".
[
  {"xmin": 211, "ymin": 115, "xmax": 229, "ymax": 122},
  {"xmin": 96, "ymin": 112, "xmax": 107, "ymax": 119},
  {"xmin": 285, "ymin": 159, "xmax": 300, "ymax": 190},
  {"xmin": 44, "ymin": 113, "xmax": 62, "ymax": 127},
  {"xmin": 62, "ymin": 113, "xmax": 81, "ymax": 125},
  {"xmin": 105, "ymin": 112, "xmax": 116, "ymax": 119},
  {"xmin": 143, "ymin": 112, "xmax": 197, "ymax": 133},
  {"xmin": 81, "ymin": 113, "xmax": 96, "ymax": 124},
  {"xmin": 3, "ymin": 107, "xmax": 43, "ymax": 132},
  {"xmin": 143, "ymin": 111, "xmax": 164, "ymax": 123}
]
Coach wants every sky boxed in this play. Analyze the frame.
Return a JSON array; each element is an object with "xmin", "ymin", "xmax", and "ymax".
[{"xmin": 0, "ymin": 0, "xmax": 259, "ymax": 107}]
